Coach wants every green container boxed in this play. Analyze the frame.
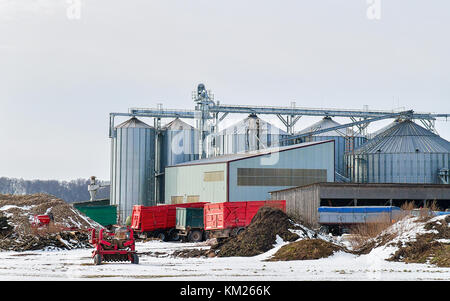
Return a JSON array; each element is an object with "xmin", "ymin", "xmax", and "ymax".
[
  {"xmin": 74, "ymin": 205, "xmax": 117, "ymax": 226},
  {"xmin": 176, "ymin": 207, "xmax": 204, "ymax": 230}
]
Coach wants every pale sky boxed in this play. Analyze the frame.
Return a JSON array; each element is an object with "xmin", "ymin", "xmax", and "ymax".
[{"xmin": 1, "ymin": 0, "xmax": 449, "ymax": 181}]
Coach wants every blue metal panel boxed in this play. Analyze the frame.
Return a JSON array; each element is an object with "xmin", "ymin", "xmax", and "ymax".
[
  {"xmin": 228, "ymin": 140, "xmax": 335, "ymax": 202},
  {"xmin": 318, "ymin": 206, "xmax": 402, "ymax": 225},
  {"xmin": 318, "ymin": 206, "xmax": 401, "ymax": 213}
]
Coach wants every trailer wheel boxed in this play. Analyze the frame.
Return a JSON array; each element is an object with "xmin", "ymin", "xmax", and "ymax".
[
  {"xmin": 168, "ymin": 229, "xmax": 180, "ymax": 241},
  {"xmin": 188, "ymin": 230, "xmax": 203, "ymax": 243},
  {"xmin": 235, "ymin": 227, "xmax": 245, "ymax": 236},
  {"xmin": 319, "ymin": 225, "xmax": 329, "ymax": 235},
  {"xmin": 231, "ymin": 227, "xmax": 245, "ymax": 237},
  {"xmin": 157, "ymin": 232, "xmax": 167, "ymax": 242},
  {"xmin": 94, "ymin": 254, "xmax": 102, "ymax": 265},
  {"xmin": 131, "ymin": 253, "xmax": 139, "ymax": 264}
]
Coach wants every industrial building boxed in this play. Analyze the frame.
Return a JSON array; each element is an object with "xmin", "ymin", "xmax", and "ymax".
[
  {"xmin": 270, "ymin": 182, "xmax": 450, "ymax": 227},
  {"xmin": 106, "ymin": 84, "xmax": 450, "ymax": 223},
  {"xmin": 164, "ymin": 140, "xmax": 335, "ymax": 204}
]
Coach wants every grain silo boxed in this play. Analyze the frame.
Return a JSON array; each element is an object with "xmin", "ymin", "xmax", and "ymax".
[
  {"xmin": 296, "ymin": 117, "xmax": 367, "ymax": 178},
  {"xmin": 158, "ymin": 118, "xmax": 199, "ymax": 201},
  {"xmin": 346, "ymin": 119, "xmax": 450, "ymax": 184},
  {"xmin": 110, "ymin": 117, "xmax": 156, "ymax": 223},
  {"xmin": 213, "ymin": 114, "xmax": 290, "ymax": 156}
]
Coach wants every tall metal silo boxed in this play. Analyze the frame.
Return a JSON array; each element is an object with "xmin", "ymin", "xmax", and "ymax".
[
  {"xmin": 346, "ymin": 119, "xmax": 450, "ymax": 184},
  {"xmin": 110, "ymin": 117, "xmax": 156, "ymax": 223},
  {"xmin": 214, "ymin": 114, "xmax": 290, "ymax": 156},
  {"xmin": 158, "ymin": 118, "xmax": 199, "ymax": 201},
  {"xmin": 295, "ymin": 117, "xmax": 367, "ymax": 178}
]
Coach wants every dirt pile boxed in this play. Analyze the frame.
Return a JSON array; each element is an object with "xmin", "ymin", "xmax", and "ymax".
[
  {"xmin": 353, "ymin": 214, "xmax": 450, "ymax": 267},
  {"xmin": 387, "ymin": 215, "xmax": 450, "ymax": 267},
  {"xmin": 267, "ymin": 239, "xmax": 345, "ymax": 261},
  {"xmin": 0, "ymin": 212, "xmax": 13, "ymax": 237},
  {"xmin": 213, "ymin": 207, "xmax": 305, "ymax": 257},
  {"xmin": 0, "ymin": 193, "xmax": 102, "ymax": 251},
  {"xmin": 0, "ymin": 231, "xmax": 91, "ymax": 251},
  {"xmin": 172, "ymin": 248, "xmax": 215, "ymax": 258}
]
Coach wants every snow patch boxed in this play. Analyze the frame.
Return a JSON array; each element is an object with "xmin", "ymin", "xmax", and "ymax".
[
  {"xmin": 365, "ymin": 215, "xmax": 448, "ymax": 260},
  {"xmin": 0, "ymin": 205, "xmax": 35, "ymax": 211}
]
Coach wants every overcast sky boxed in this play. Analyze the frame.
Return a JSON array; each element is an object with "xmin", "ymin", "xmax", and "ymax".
[{"xmin": 1, "ymin": 0, "xmax": 449, "ymax": 181}]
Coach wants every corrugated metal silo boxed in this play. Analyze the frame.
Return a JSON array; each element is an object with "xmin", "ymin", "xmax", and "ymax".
[
  {"xmin": 158, "ymin": 118, "xmax": 199, "ymax": 201},
  {"xmin": 110, "ymin": 117, "xmax": 156, "ymax": 223},
  {"xmin": 296, "ymin": 117, "xmax": 367, "ymax": 178},
  {"xmin": 214, "ymin": 114, "xmax": 290, "ymax": 156},
  {"xmin": 346, "ymin": 119, "xmax": 450, "ymax": 184}
]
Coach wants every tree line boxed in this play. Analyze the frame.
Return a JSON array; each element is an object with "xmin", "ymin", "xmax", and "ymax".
[{"xmin": 0, "ymin": 177, "xmax": 110, "ymax": 203}]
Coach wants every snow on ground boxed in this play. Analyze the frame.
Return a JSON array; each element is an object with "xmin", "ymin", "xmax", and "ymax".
[
  {"xmin": 0, "ymin": 239, "xmax": 448, "ymax": 281},
  {"xmin": 359, "ymin": 215, "xmax": 449, "ymax": 261}
]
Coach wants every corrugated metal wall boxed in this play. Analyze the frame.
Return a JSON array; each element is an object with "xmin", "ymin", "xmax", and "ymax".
[
  {"xmin": 228, "ymin": 141, "xmax": 335, "ymax": 202},
  {"xmin": 270, "ymin": 185, "xmax": 320, "ymax": 227},
  {"xmin": 347, "ymin": 152, "xmax": 450, "ymax": 184},
  {"xmin": 214, "ymin": 115, "xmax": 290, "ymax": 156},
  {"xmin": 159, "ymin": 119, "xmax": 199, "ymax": 202},
  {"xmin": 347, "ymin": 120, "xmax": 450, "ymax": 184},
  {"xmin": 164, "ymin": 163, "xmax": 227, "ymax": 204},
  {"xmin": 303, "ymin": 135, "xmax": 366, "ymax": 177},
  {"xmin": 110, "ymin": 118, "xmax": 156, "ymax": 222}
]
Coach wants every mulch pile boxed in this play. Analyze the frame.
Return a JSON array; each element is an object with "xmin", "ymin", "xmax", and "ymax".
[
  {"xmin": 213, "ymin": 206, "xmax": 304, "ymax": 257},
  {"xmin": 267, "ymin": 239, "xmax": 345, "ymax": 261},
  {"xmin": 0, "ymin": 193, "xmax": 102, "ymax": 251},
  {"xmin": 0, "ymin": 231, "xmax": 91, "ymax": 251},
  {"xmin": 172, "ymin": 248, "xmax": 215, "ymax": 258}
]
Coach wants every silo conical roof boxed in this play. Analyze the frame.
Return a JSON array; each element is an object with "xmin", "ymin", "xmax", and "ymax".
[
  {"xmin": 162, "ymin": 118, "xmax": 194, "ymax": 130},
  {"xmin": 115, "ymin": 117, "xmax": 153, "ymax": 129},
  {"xmin": 219, "ymin": 114, "xmax": 288, "ymax": 135},
  {"xmin": 296, "ymin": 116, "xmax": 363, "ymax": 137},
  {"xmin": 354, "ymin": 119, "xmax": 450, "ymax": 154}
]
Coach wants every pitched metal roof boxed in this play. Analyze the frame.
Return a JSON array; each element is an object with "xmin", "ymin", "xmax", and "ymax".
[
  {"xmin": 115, "ymin": 117, "xmax": 153, "ymax": 129},
  {"xmin": 296, "ymin": 117, "xmax": 363, "ymax": 137},
  {"xmin": 162, "ymin": 118, "xmax": 194, "ymax": 130},
  {"xmin": 169, "ymin": 140, "xmax": 334, "ymax": 167},
  {"xmin": 354, "ymin": 119, "xmax": 450, "ymax": 154},
  {"xmin": 218, "ymin": 114, "xmax": 288, "ymax": 135}
]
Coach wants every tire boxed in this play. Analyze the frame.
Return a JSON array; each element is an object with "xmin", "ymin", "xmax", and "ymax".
[
  {"xmin": 157, "ymin": 232, "xmax": 166, "ymax": 242},
  {"xmin": 132, "ymin": 253, "xmax": 139, "ymax": 264},
  {"xmin": 94, "ymin": 254, "xmax": 102, "ymax": 265},
  {"xmin": 188, "ymin": 230, "xmax": 203, "ymax": 243},
  {"xmin": 319, "ymin": 225, "xmax": 329, "ymax": 235},
  {"xmin": 235, "ymin": 227, "xmax": 245, "ymax": 236},
  {"xmin": 231, "ymin": 227, "xmax": 245, "ymax": 237},
  {"xmin": 168, "ymin": 229, "xmax": 180, "ymax": 241}
]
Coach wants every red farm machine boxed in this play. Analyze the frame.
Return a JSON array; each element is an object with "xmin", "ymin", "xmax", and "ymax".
[
  {"xmin": 89, "ymin": 226, "xmax": 139, "ymax": 265},
  {"xmin": 30, "ymin": 214, "xmax": 52, "ymax": 229}
]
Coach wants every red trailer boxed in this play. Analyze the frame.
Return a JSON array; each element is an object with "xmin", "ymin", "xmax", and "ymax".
[
  {"xmin": 131, "ymin": 202, "xmax": 208, "ymax": 241},
  {"xmin": 204, "ymin": 200, "xmax": 286, "ymax": 238}
]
